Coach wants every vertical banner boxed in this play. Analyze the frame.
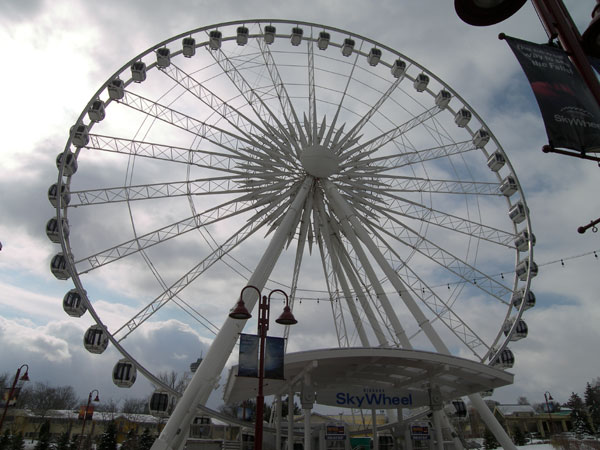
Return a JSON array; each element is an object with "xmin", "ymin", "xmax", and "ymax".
[
  {"xmin": 78, "ymin": 405, "xmax": 94, "ymax": 420},
  {"xmin": 505, "ymin": 35, "xmax": 600, "ymax": 153},
  {"xmin": 237, "ymin": 333, "xmax": 259, "ymax": 377},
  {"xmin": 264, "ymin": 336, "xmax": 285, "ymax": 380},
  {"xmin": 0, "ymin": 387, "xmax": 20, "ymax": 408}
]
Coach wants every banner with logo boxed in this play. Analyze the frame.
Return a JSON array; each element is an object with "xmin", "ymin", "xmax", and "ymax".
[
  {"xmin": 410, "ymin": 422, "xmax": 431, "ymax": 440},
  {"xmin": 0, "ymin": 387, "xmax": 20, "ymax": 408},
  {"xmin": 237, "ymin": 334, "xmax": 285, "ymax": 379},
  {"xmin": 505, "ymin": 35, "xmax": 600, "ymax": 153},
  {"xmin": 78, "ymin": 405, "xmax": 94, "ymax": 420}
]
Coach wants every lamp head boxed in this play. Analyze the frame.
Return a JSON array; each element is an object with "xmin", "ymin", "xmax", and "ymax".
[
  {"xmin": 275, "ymin": 305, "xmax": 298, "ymax": 325},
  {"xmin": 454, "ymin": 0, "xmax": 527, "ymax": 26},
  {"xmin": 229, "ymin": 300, "xmax": 252, "ymax": 320},
  {"xmin": 20, "ymin": 372, "xmax": 30, "ymax": 382},
  {"xmin": 93, "ymin": 394, "xmax": 100, "ymax": 402}
]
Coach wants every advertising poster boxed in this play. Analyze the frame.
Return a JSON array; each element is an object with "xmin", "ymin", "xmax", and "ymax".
[
  {"xmin": 264, "ymin": 336, "xmax": 285, "ymax": 380},
  {"xmin": 505, "ymin": 35, "xmax": 600, "ymax": 153}
]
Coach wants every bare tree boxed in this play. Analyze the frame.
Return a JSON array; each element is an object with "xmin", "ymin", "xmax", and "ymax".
[
  {"xmin": 156, "ymin": 371, "xmax": 188, "ymax": 394},
  {"xmin": 121, "ymin": 397, "xmax": 148, "ymax": 414},
  {"xmin": 517, "ymin": 396, "xmax": 530, "ymax": 405}
]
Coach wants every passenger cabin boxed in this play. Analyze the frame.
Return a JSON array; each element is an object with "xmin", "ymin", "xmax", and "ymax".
[
  {"xmin": 264, "ymin": 25, "xmax": 276, "ymax": 44},
  {"xmin": 113, "ymin": 359, "xmax": 137, "ymax": 388},
  {"xmin": 108, "ymin": 78, "xmax": 125, "ymax": 100},
  {"xmin": 452, "ymin": 400, "xmax": 467, "ymax": 418},
  {"xmin": 487, "ymin": 151, "xmax": 506, "ymax": 172},
  {"xmin": 473, "ymin": 129, "xmax": 490, "ymax": 148},
  {"xmin": 149, "ymin": 391, "xmax": 173, "ymax": 418},
  {"xmin": 413, "ymin": 73, "xmax": 429, "ymax": 92},
  {"xmin": 56, "ymin": 151, "xmax": 78, "ymax": 176},
  {"xmin": 156, "ymin": 47, "xmax": 171, "ymax": 67},
  {"xmin": 46, "ymin": 217, "xmax": 69, "ymax": 243},
  {"xmin": 511, "ymin": 288, "xmax": 536, "ymax": 311},
  {"xmin": 508, "ymin": 201, "xmax": 527, "ymax": 224},
  {"xmin": 291, "ymin": 27, "xmax": 303, "ymax": 46},
  {"xmin": 342, "ymin": 38, "xmax": 355, "ymax": 57},
  {"xmin": 50, "ymin": 253, "xmax": 70, "ymax": 280},
  {"xmin": 88, "ymin": 100, "xmax": 105, "ymax": 122},
  {"xmin": 48, "ymin": 183, "xmax": 70, "ymax": 208},
  {"xmin": 435, "ymin": 90, "xmax": 452, "ymax": 109},
  {"xmin": 514, "ymin": 230, "xmax": 536, "ymax": 252},
  {"xmin": 391, "ymin": 59, "xmax": 406, "ymax": 78},
  {"xmin": 70, "ymin": 124, "xmax": 89, "ymax": 148},
  {"xmin": 182, "ymin": 37, "xmax": 196, "ymax": 57},
  {"xmin": 503, "ymin": 318, "xmax": 528, "ymax": 341},
  {"xmin": 317, "ymin": 31, "xmax": 330, "ymax": 50},
  {"xmin": 131, "ymin": 61, "xmax": 147, "ymax": 83},
  {"xmin": 236, "ymin": 26, "xmax": 249, "ymax": 46},
  {"xmin": 500, "ymin": 176, "xmax": 518, "ymax": 197},
  {"xmin": 454, "ymin": 108, "xmax": 472, "ymax": 127},
  {"xmin": 63, "ymin": 288, "xmax": 87, "ymax": 317},
  {"xmin": 367, "ymin": 48, "xmax": 382, "ymax": 66},
  {"xmin": 516, "ymin": 257, "xmax": 538, "ymax": 281},
  {"xmin": 209, "ymin": 30, "xmax": 222, "ymax": 50},
  {"xmin": 84, "ymin": 324, "xmax": 109, "ymax": 354},
  {"xmin": 490, "ymin": 348, "xmax": 515, "ymax": 369}
]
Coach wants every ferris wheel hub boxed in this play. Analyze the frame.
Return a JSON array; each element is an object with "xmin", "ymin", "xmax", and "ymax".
[{"xmin": 299, "ymin": 143, "xmax": 341, "ymax": 178}]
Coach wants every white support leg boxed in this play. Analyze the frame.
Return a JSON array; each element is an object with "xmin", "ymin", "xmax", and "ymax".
[
  {"xmin": 372, "ymin": 409, "xmax": 379, "ymax": 450},
  {"xmin": 322, "ymin": 180, "xmax": 517, "ymax": 450},
  {"xmin": 288, "ymin": 390, "xmax": 294, "ymax": 450},
  {"xmin": 276, "ymin": 396, "xmax": 282, "ymax": 450},
  {"xmin": 432, "ymin": 410, "xmax": 444, "ymax": 450},
  {"xmin": 150, "ymin": 177, "xmax": 314, "ymax": 450},
  {"xmin": 304, "ymin": 408, "xmax": 311, "ymax": 450}
]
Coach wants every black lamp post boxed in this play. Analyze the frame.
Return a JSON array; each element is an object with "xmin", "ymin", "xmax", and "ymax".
[
  {"xmin": 78, "ymin": 389, "xmax": 99, "ymax": 450},
  {"xmin": 0, "ymin": 364, "xmax": 29, "ymax": 431},
  {"xmin": 229, "ymin": 285, "xmax": 297, "ymax": 450},
  {"xmin": 544, "ymin": 391, "xmax": 554, "ymax": 434}
]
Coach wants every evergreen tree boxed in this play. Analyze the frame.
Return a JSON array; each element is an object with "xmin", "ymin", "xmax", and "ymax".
[
  {"xmin": 512, "ymin": 427, "xmax": 527, "ymax": 446},
  {"xmin": 9, "ymin": 432, "xmax": 24, "ymax": 450},
  {"xmin": 138, "ymin": 429, "xmax": 155, "ymax": 450},
  {"xmin": 568, "ymin": 392, "xmax": 592, "ymax": 434},
  {"xmin": 55, "ymin": 432, "xmax": 70, "ymax": 450},
  {"xmin": 34, "ymin": 420, "xmax": 52, "ymax": 450},
  {"xmin": 120, "ymin": 430, "xmax": 138, "ymax": 450},
  {"xmin": 97, "ymin": 422, "xmax": 117, "ymax": 450},
  {"xmin": 0, "ymin": 430, "xmax": 11, "ymax": 450},
  {"xmin": 483, "ymin": 428, "xmax": 499, "ymax": 450},
  {"xmin": 573, "ymin": 411, "xmax": 588, "ymax": 439},
  {"xmin": 67, "ymin": 434, "xmax": 78, "ymax": 450},
  {"xmin": 585, "ymin": 382, "xmax": 600, "ymax": 433}
]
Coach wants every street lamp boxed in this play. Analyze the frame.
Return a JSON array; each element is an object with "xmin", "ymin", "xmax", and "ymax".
[
  {"xmin": 0, "ymin": 364, "xmax": 29, "ymax": 430},
  {"xmin": 544, "ymin": 391, "xmax": 554, "ymax": 434},
  {"xmin": 229, "ymin": 285, "xmax": 297, "ymax": 450},
  {"xmin": 78, "ymin": 389, "xmax": 99, "ymax": 450}
]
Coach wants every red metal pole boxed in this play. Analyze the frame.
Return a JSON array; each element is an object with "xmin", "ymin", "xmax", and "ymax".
[
  {"xmin": 530, "ymin": 0, "xmax": 600, "ymax": 107},
  {"xmin": 78, "ymin": 393, "xmax": 92, "ymax": 450},
  {"xmin": 254, "ymin": 295, "xmax": 270, "ymax": 450},
  {"xmin": 0, "ymin": 367, "xmax": 23, "ymax": 431}
]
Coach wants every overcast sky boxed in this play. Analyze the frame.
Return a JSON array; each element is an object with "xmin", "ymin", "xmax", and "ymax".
[{"xmin": 1, "ymin": 0, "xmax": 599, "ymax": 416}]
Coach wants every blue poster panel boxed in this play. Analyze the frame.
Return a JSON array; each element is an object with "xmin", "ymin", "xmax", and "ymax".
[
  {"xmin": 505, "ymin": 35, "xmax": 600, "ymax": 153},
  {"xmin": 238, "ymin": 333, "xmax": 259, "ymax": 378},
  {"xmin": 265, "ymin": 336, "xmax": 285, "ymax": 380}
]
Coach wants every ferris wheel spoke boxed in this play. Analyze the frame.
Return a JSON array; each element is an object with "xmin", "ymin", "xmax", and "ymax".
[
  {"xmin": 113, "ymin": 209, "xmax": 277, "ymax": 342},
  {"xmin": 338, "ymin": 105, "xmax": 444, "ymax": 164},
  {"xmin": 379, "ymin": 175, "xmax": 501, "ymax": 196},
  {"xmin": 69, "ymin": 175, "xmax": 246, "ymax": 207},
  {"xmin": 158, "ymin": 62, "xmax": 271, "ymax": 141},
  {"xmin": 334, "ymin": 75, "xmax": 404, "ymax": 154},
  {"xmin": 118, "ymin": 90, "xmax": 253, "ymax": 153},
  {"xmin": 307, "ymin": 37, "xmax": 317, "ymax": 143},
  {"xmin": 73, "ymin": 196, "xmax": 260, "ymax": 274},
  {"xmin": 208, "ymin": 48, "xmax": 302, "ymax": 159},
  {"xmin": 365, "ymin": 225, "xmax": 490, "ymax": 357},
  {"xmin": 86, "ymin": 134, "xmax": 243, "ymax": 172},
  {"xmin": 257, "ymin": 26, "xmax": 307, "ymax": 147},
  {"xmin": 368, "ymin": 212, "xmax": 513, "ymax": 304},
  {"xmin": 359, "ymin": 139, "xmax": 479, "ymax": 169},
  {"xmin": 374, "ymin": 193, "xmax": 516, "ymax": 247}
]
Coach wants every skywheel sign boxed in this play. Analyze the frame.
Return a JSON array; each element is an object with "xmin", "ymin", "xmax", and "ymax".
[{"xmin": 317, "ymin": 387, "xmax": 429, "ymax": 409}]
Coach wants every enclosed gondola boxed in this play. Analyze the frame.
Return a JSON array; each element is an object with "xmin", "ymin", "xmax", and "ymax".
[
  {"xmin": 113, "ymin": 359, "xmax": 137, "ymax": 388},
  {"xmin": 516, "ymin": 257, "xmax": 538, "ymax": 281},
  {"xmin": 290, "ymin": 27, "xmax": 303, "ymax": 46},
  {"xmin": 342, "ymin": 38, "xmax": 355, "ymax": 57},
  {"xmin": 209, "ymin": 30, "xmax": 222, "ymax": 50},
  {"xmin": 317, "ymin": 31, "xmax": 330, "ymax": 50},
  {"xmin": 413, "ymin": 73, "xmax": 429, "ymax": 92},
  {"xmin": 56, "ymin": 151, "xmax": 78, "ymax": 176},
  {"xmin": 156, "ymin": 47, "xmax": 171, "ymax": 68},
  {"xmin": 48, "ymin": 183, "xmax": 70, "ymax": 208},
  {"xmin": 70, "ymin": 124, "xmax": 89, "ymax": 148},
  {"xmin": 489, "ymin": 348, "xmax": 515, "ymax": 369},
  {"xmin": 391, "ymin": 59, "xmax": 406, "ymax": 78},
  {"xmin": 88, "ymin": 99, "xmax": 105, "ymax": 122},
  {"xmin": 511, "ymin": 288, "xmax": 536, "ymax": 311},
  {"xmin": 107, "ymin": 78, "xmax": 125, "ymax": 100},
  {"xmin": 46, "ymin": 217, "xmax": 69, "ymax": 244},
  {"xmin": 182, "ymin": 37, "xmax": 196, "ymax": 57},
  {"xmin": 83, "ymin": 324, "xmax": 109, "ymax": 354},
  {"xmin": 435, "ymin": 90, "xmax": 451, "ymax": 109},
  {"xmin": 503, "ymin": 318, "xmax": 528, "ymax": 341},
  {"xmin": 63, "ymin": 288, "xmax": 87, "ymax": 317},
  {"xmin": 514, "ymin": 230, "xmax": 536, "ymax": 252},
  {"xmin": 487, "ymin": 151, "xmax": 506, "ymax": 172},
  {"xmin": 454, "ymin": 108, "xmax": 472, "ymax": 127},
  {"xmin": 131, "ymin": 61, "xmax": 147, "ymax": 83},
  {"xmin": 367, "ymin": 48, "xmax": 382, "ymax": 66},
  {"xmin": 264, "ymin": 25, "xmax": 276, "ymax": 45},
  {"xmin": 508, "ymin": 201, "xmax": 528, "ymax": 224},
  {"xmin": 236, "ymin": 26, "xmax": 249, "ymax": 46},
  {"xmin": 50, "ymin": 252, "xmax": 70, "ymax": 280},
  {"xmin": 472, "ymin": 129, "xmax": 490, "ymax": 148},
  {"xmin": 149, "ymin": 390, "xmax": 173, "ymax": 417}
]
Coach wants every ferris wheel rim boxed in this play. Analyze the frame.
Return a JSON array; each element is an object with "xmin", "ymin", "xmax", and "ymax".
[{"xmin": 52, "ymin": 19, "xmax": 535, "ymax": 400}]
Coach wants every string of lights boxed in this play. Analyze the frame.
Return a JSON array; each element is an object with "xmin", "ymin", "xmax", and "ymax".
[{"xmin": 286, "ymin": 248, "xmax": 600, "ymax": 303}]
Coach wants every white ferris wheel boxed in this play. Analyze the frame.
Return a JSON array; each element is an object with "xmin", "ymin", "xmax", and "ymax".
[{"xmin": 48, "ymin": 18, "xmax": 536, "ymax": 432}]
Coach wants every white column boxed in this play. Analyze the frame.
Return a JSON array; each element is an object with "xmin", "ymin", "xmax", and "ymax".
[
  {"xmin": 372, "ymin": 409, "xmax": 379, "ymax": 450},
  {"xmin": 404, "ymin": 423, "xmax": 412, "ymax": 450},
  {"xmin": 432, "ymin": 410, "xmax": 444, "ymax": 450},
  {"xmin": 304, "ymin": 409, "xmax": 311, "ymax": 450},
  {"xmin": 288, "ymin": 390, "xmax": 295, "ymax": 450},
  {"xmin": 150, "ymin": 177, "xmax": 314, "ymax": 450},
  {"xmin": 275, "ymin": 396, "xmax": 282, "ymax": 450}
]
